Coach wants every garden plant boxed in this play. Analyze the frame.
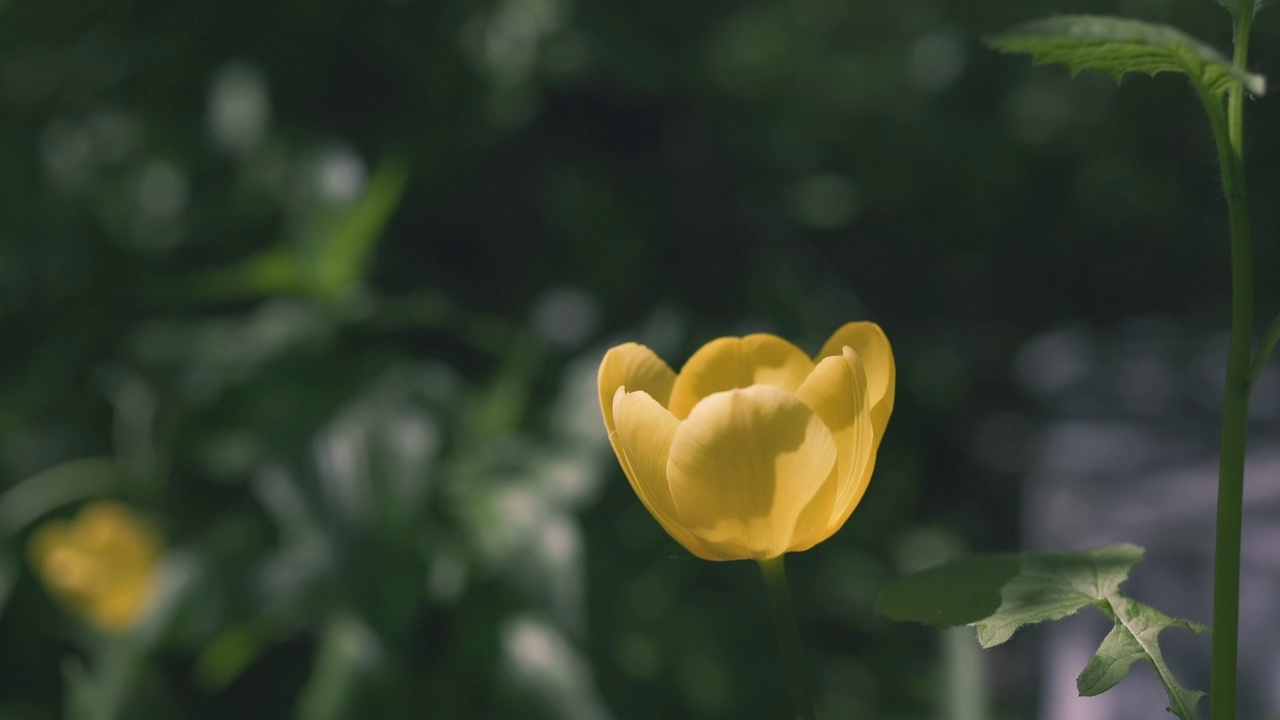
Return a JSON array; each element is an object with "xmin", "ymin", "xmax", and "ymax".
[
  {"xmin": 602, "ymin": 3, "xmax": 1274, "ymax": 720},
  {"xmin": 881, "ymin": 6, "xmax": 1273, "ymax": 720},
  {"xmin": 1, "ymin": 0, "xmax": 1273, "ymax": 717}
]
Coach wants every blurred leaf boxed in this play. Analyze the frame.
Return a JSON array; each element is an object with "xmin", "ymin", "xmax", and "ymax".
[
  {"xmin": 294, "ymin": 615, "xmax": 388, "ymax": 720},
  {"xmin": 875, "ymin": 544, "xmax": 1142, "ymax": 646},
  {"xmin": 107, "ymin": 374, "xmax": 163, "ymax": 499},
  {"xmin": 360, "ymin": 288, "xmax": 515, "ymax": 353},
  {"xmin": 130, "ymin": 301, "xmax": 337, "ymax": 404},
  {"xmin": 501, "ymin": 614, "xmax": 614, "ymax": 720},
  {"xmin": 1077, "ymin": 594, "xmax": 1206, "ymax": 720},
  {"xmin": 0, "ymin": 544, "xmax": 16, "ymax": 618},
  {"xmin": 63, "ymin": 655, "xmax": 97, "ymax": 720},
  {"xmin": 189, "ymin": 159, "xmax": 407, "ymax": 303},
  {"xmin": 988, "ymin": 15, "xmax": 1266, "ymax": 97},
  {"xmin": 874, "ymin": 554, "xmax": 1018, "ymax": 629},
  {"xmin": 310, "ymin": 363, "xmax": 450, "ymax": 545},
  {"xmin": 467, "ymin": 333, "xmax": 544, "ymax": 439},
  {"xmin": 309, "ymin": 159, "xmax": 408, "ymax": 299},
  {"xmin": 190, "ymin": 249, "xmax": 305, "ymax": 300},
  {"xmin": 62, "ymin": 643, "xmax": 143, "ymax": 720},
  {"xmin": 193, "ymin": 623, "xmax": 266, "ymax": 692},
  {"xmin": 0, "ymin": 458, "xmax": 121, "ymax": 536}
]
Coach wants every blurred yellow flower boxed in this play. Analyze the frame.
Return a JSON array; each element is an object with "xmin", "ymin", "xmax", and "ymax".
[
  {"xmin": 599, "ymin": 322, "xmax": 894, "ymax": 561},
  {"xmin": 27, "ymin": 500, "xmax": 162, "ymax": 632}
]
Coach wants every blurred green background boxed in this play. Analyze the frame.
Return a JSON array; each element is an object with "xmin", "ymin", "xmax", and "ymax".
[{"xmin": 3, "ymin": 0, "xmax": 1279, "ymax": 717}]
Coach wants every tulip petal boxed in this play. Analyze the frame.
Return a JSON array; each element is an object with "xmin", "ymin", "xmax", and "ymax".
[
  {"xmin": 666, "ymin": 385, "xmax": 837, "ymax": 560},
  {"xmin": 817, "ymin": 322, "xmax": 895, "ymax": 438},
  {"xmin": 598, "ymin": 343, "xmax": 677, "ymax": 435},
  {"xmin": 598, "ymin": 344, "xmax": 679, "ymax": 531},
  {"xmin": 612, "ymin": 389, "xmax": 718, "ymax": 560},
  {"xmin": 91, "ymin": 581, "xmax": 151, "ymax": 631},
  {"xmin": 794, "ymin": 347, "xmax": 875, "ymax": 542},
  {"xmin": 668, "ymin": 334, "xmax": 815, "ymax": 419},
  {"xmin": 28, "ymin": 502, "xmax": 160, "ymax": 632}
]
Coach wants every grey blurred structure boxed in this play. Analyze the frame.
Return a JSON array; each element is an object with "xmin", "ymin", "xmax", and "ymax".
[{"xmin": 1014, "ymin": 317, "xmax": 1280, "ymax": 719}]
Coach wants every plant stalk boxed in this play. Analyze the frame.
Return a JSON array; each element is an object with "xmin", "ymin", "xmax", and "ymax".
[
  {"xmin": 1251, "ymin": 312, "xmax": 1280, "ymax": 386},
  {"xmin": 1202, "ymin": 5, "xmax": 1255, "ymax": 714},
  {"xmin": 758, "ymin": 555, "xmax": 817, "ymax": 720},
  {"xmin": 1229, "ymin": 2, "xmax": 1254, "ymax": 157}
]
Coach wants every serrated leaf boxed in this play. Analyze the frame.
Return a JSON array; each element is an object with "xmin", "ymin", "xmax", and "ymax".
[
  {"xmin": 974, "ymin": 544, "xmax": 1144, "ymax": 646},
  {"xmin": 1077, "ymin": 594, "xmax": 1207, "ymax": 720},
  {"xmin": 875, "ymin": 544, "xmax": 1143, "ymax": 647},
  {"xmin": 988, "ymin": 15, "xmax": 1265, "ymax": 97}
]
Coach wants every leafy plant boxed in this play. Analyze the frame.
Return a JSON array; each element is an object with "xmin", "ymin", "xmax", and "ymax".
[
  {"xmin": 879, "ymin": 4, "xmax": 1274, "ymax": 719},
  {"xmin": 877, "ymin": 545, "xmax": 1206, "ymax": 719}
]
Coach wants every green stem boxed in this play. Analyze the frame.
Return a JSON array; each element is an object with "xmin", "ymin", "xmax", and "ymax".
[
  {"xmin": 1200, "ymin": 4, "xmax": 1255, "ymax": 712},
  {"xmin": 1228, "ymin": 3, "xmax": 1253, "ymax": 158},
  {"xmin": 757, "ymin": 555, "xmax": 817, "ymax": 720},
  {"xmin": 1250, "ymin": 311, "xmax": 1280, "ymax": 386}
]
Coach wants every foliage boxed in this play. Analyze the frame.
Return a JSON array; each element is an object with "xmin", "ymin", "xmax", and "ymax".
[
  {"xmin": 988, "ymin": 16, "xmax": 1265, "ymax": 97},
  {"xmin": 877, "ymin": 545, "xmax": 1206, "ymax": 719},
  {"xmin": 3, "ymin": 0, "xmax": 1278, "ymax": 717}
]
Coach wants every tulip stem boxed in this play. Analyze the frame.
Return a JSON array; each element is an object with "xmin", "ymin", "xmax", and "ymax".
[
  {"xmin": 758, "ymin": 555, "xmax": 817, "ymax": 720},
  {"xmin": 1198, "ymin": 6, "xmax": 1255, "ymax": 718}
]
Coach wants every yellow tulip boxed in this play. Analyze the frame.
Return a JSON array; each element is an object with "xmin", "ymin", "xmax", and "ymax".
[
  {"xmin": 27, "ymin": 500, "xmax": 162, "ymax": 632},
  {"xmin": 598, "ymin": 322, "xmax": 894, "ymax": 561}
]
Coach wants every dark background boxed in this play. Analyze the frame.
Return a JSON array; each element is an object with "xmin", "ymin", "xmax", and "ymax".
[{"xmin": 2, "ymin": 0, "xmax": 1278, "ymax": 717}]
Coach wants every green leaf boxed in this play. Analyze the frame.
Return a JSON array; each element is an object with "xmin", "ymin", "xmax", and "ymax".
[
  {"xmin": 188, "ymin": 247, "xmax": 306, "ymax": 300},
  {"xmin": 873, "ymin": 554, "xmax": 1020, "ymax": 630},
  {"xmin": 875, "ymin": 544, "xmax": 1143, "ymax": 646},
  {"xmin": 878, "ymin": 545, "xmax": 1207, "ymax": 718},
  {"xmin": 987, "ymin": 15, "xmax": 1266, "ymax": 97},
  {"xmin": 973, "ymin": 544, "xmax": 1144, "ymax": 646},
  {"xmin": 1077, "ymin": 594, "xmax": 1207, "ymax": 720},
  {"xmin": 193, "ymin": 623, "xmax": 267, "ymax": 692},
  {"xmin": 294, "ymin": 614, "xmax": 393, "ymax": 720},
  {"xmin": 0, "ymin": 457, "xmax": 122, "ymax": 535},
  {"xmin": 187, "ymin": 158, "xmax": 408, "ymax": 303},
  {"xmin": 310, "ymin": 159, "xmax": 409, "ymax": 299}
]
